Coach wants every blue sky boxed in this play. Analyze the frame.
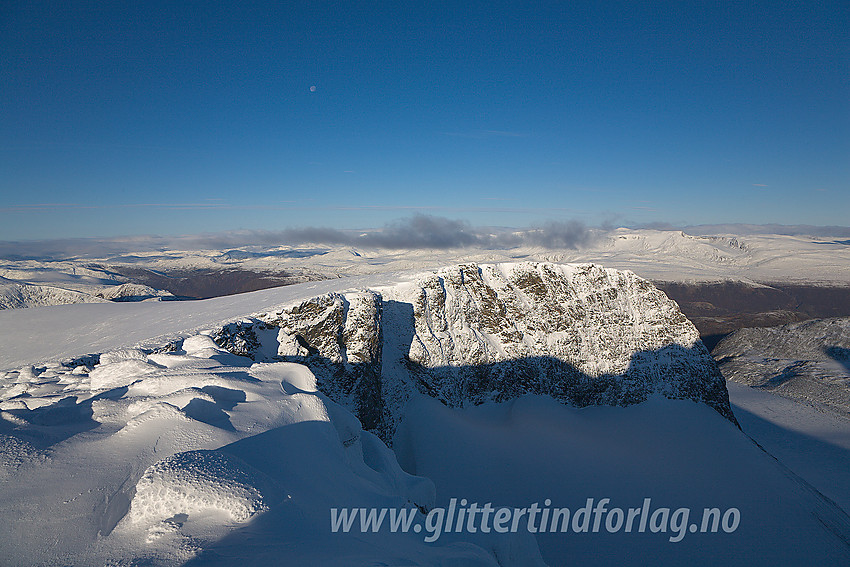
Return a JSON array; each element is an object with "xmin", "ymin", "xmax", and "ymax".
[{"xmin": 1, "ymin": 1, "xmax": 848, "ymax": 241}]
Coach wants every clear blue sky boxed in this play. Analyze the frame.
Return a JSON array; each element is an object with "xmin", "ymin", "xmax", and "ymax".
[{"xmin": 2, "ymin": 1, "xmax": 848, "ymax": 240}]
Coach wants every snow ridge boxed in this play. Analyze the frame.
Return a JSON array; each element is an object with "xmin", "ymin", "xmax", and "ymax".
[{"xmin": 0, "ymin": 280, "xmax": 111, "ymax": 309}]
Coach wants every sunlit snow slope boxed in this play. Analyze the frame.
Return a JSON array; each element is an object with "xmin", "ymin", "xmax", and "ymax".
[
  {"xmin": 0, "ymin": 263, "xmax": 849, "ymax": 566},
  {"xmin": 0, "ymin": 336, "xmax": 531, "ymax": 566}
]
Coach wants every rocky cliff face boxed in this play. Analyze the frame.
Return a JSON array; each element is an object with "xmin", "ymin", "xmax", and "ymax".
[{"xmin": 212, "ymin": 262, "xmax": 736, "ymax": 441}]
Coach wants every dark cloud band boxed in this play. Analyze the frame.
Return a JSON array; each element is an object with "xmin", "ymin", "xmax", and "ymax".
[{"xmin": 2, "ymin": 217, "xmax": 849, "ymax": 261}]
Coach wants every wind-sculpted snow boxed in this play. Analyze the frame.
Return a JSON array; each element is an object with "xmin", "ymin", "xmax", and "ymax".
[
  {"xmin": 0, "ymin": 333, "xmax": 507, "ymax": 566},
  {"xmin": 215, "ymin": 263, "xmax": 735, "ymax": 440},
  {"xmin": 126, "ymin": 450, "xmax": 272, "ymax": 531},
  {"xmin": 715, "ymin": 317, "xmax": 850, "ymax": 417}
]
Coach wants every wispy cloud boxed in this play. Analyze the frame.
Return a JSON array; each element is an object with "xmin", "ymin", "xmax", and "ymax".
[
  {"xmin": 124, "ymin": 203, "xmax": 234, "ymax": 210},
  {"xmin": 1, "ymin": 203, "xmax": 92, "ymax": 211},
  {"xmin": 6, "ymin": 217, "xmax": 850, "ymax": 261},
  {"xmin": 0, "ymin": 215, "xmax": 602, "ymax": 259},
  {"xmin": 280, "ymin": 216, "xmax": 598, "ymax": 250}
]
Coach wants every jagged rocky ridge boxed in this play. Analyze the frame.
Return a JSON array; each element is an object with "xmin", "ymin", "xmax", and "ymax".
[{"xmin": 212, "ymin": 262, "xmax": 736, "ymax": 441}]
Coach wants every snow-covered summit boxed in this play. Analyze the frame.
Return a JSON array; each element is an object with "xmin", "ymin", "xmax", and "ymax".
[
  {"xmin": 210, "ymin": 262, "xmax": 735, "ymax": 440},
  {"xmin": 95, "ymin": 282, "xmax": 175, "ymax": 301}
]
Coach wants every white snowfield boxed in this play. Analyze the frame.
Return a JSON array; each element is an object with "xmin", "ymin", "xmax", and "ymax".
[
  {"xmin": 395, "ymin": 393, "xmax": 850, "ymax": 566},
  {"xmin": 0, "ymin": 335, "xmax": 510, "ymax": 566},
  {"xmin": 0, "ymin": 272, "xmax": 408, "ymax": 370},
  {"xmin": 0, "ymin": 262, "xmax": 849, "ymax": 565},
  {"xmin": 2, "ymin": 228, "xmax": 849, "ymax": 309},
  {"xmin": 726, "ymin": 382, "xmax": 850, "ymax": 514}
]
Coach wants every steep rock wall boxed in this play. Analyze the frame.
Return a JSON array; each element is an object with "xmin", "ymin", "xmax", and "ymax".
[{"xmin": 213, "ymin": 263, "xmax": 736, "ymax": 441}]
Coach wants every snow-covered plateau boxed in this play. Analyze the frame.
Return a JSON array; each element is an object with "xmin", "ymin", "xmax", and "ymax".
[
  {"xmin": 1, "ymin": 262, "xmax": 849, "ymax": 566},
  {"xmin": 3, "ymin": 228, "xmax": 850, "ymax": 309}
]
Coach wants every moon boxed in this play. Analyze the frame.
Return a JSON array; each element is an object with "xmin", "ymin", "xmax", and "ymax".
[{"xmin": 310, "ymin": 85, "xmax": 316, "ymax": 92}]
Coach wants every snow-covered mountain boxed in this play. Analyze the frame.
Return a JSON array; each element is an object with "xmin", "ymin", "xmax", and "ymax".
[
  {"xmin": 95, "ymin": 282, "xmax": 175, "ymax": 301},
  {"xmin": 714, "ymin": 317, "xmax": 850, "ymax": 417},
  {"xmin": 2, "ymin": 228, "xmax": 850, "ymax": 309},
  {"xmin": 0, "ymin": 276, "xmax": 111, "ymax": 309},
  {"xmin": 211, "ymin": 263, "xmax": 735, "ymax": 441},
  {"xmin": 0, "ymin": 279, "xmax": 174, "ymax": 309},
  {"xmin": 1, "ymin": 263, "xmax": 849, "ymax": 565}
]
